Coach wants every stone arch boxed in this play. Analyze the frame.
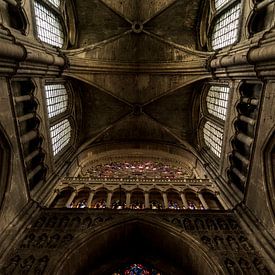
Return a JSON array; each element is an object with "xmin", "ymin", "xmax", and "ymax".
[
  {"xmin": 263, "ymin": 128, "xmax": 275, "ymax": 217},
  {"xmin": 51, "ymin": 216, "xmax": 226, "ymax": 275},
  {"xmin": 0, "ymin": 124, "xmax": 12, "ymax": 212},
  {"xmin": 51, "ymin": 188, "xmax": 74, "ymax": 208}
]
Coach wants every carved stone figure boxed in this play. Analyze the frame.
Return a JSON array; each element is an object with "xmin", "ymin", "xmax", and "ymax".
[
  {"xmin": 253, "ymin": 258, "xmax": 270, "ymax": 275},
  {"xmin": 35, "ymin": 234, "xmax": 48, "ymax": 248},
  {"xmin": 172, "ymin": 218, "xmax": 181, "ymax": 226},
  {"xmin": 20, "ymin": 255, "xmax": 35, "ymax": 274},
  {"xmin": 206, "ymin": 218, "xmax": 218, "ymax": 230},
  {"xmin": 3, "ymin": 255, "xmax": 21, "ymax": 274},
  {"xmin": 82, "ymin": 217, "xmax": 92, "ymax": 228},
  {"xmin": 239, "ymin": 236, "xmax": 253, "ymax": 251},
  {"xmin": 33, "ymin": 216, "xmax": 46, "ymax": 228},
  {"xmin": 20, "ymin": 234, "xmax": 35, "ymax": 249},
  {"xmin": 214, "ymin": 236, "xmax": 225, "ymax": 250},
  {"xmin": 69, "ymin": 217, "xmax": 81, "ymax": 228},
  {"xmin": 58, "ymin": 216, "xmax": 70, "ymax": 228},
  {"xmin": 201, "ymin": 236, "xmax": 215, "ymax": 249},
  {"xmin": 195, "ymin": 218, "xmax": 205, "ymax": 230},
  {"xmin": 34, "ymin": 256, "xmax": 49, "ymax": 275},
  {"xmin": 227, "ymin": 236, "xmax": 239, "ymax": 251},
  {"xmin": 239, "ymin": 258, "xmax": 252, "ymax": 274},
  {"xmin": 45, "ymin": 216, "xmax": 57, "ymax": 228},
  {"xmin": 94, "ymin": 216, "xmax": 104, "ymax": 225},
  {"xmin": 225, "ymin": 258, "xmax": 240, "ymax": 275},
  {"xmin": 217, "ymin": 218, "xmax": 229, "ymax": 230},
  {"xmin": 183, "ymin": 218, "xmax": 195, "ymax": 230},
  {"xmin": 47, "ymin": 234, "xmax": 60, "ymax": 249},
  {"xmin": 62, "ymin": 234, "xmax": 74, "ymax": 245},
  {"xmin": 227, "ymin": 218, "xmax": 240, "ymax": 230}
]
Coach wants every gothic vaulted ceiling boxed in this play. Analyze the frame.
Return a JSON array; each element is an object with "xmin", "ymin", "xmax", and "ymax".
[{"xmin": 64, "ymin": 0, "xmax": 211, "ymax": 153}]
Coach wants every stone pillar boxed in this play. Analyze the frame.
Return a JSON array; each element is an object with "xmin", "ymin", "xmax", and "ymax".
[
  {"xmin": 216, "ymin": 193, "xmax": 228, "ymax": 210},
  {"xmin": 198, "ymin": 193, "xmax": 209, "ymax": 210},
  {"xmin": 180, "ymin": 193, "xmax": 189, "ymax": 209},
  {"xmin": 144, "ymin": 192, "xmax": 150, "ymax": 209},
  {"xmin": 87, "ymin": 191, "xmax": 94, "ymax": 208},
  {"xmin": 20, "ymin": 130, "xmax": 38, "ymax": 144},
  {"xmin": 126, "ymin": 192, "xmax": 131, "ymax": 208},
  {"xmin": 66, "ymin": 191, "xmax": 77, "ymax": 208},
  {"xmin": 106, "ymin": 192, "xmax": 113, "ymax": 208},
  {"xmin": 46, "ymin": 190, "xmax": 59, "ymax": 207},
  {"xmin": 162, "ymin": 192, "xmax": 168, "ymax": 209}
]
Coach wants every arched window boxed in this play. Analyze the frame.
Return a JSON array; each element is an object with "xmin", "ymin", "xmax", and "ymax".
[
  {"xmin": 50, "ymin": 119, "xmax": 71, "ymax": 156},
  {"xmin": 211, "ymin": 0, "xmax": 242, "ymax": 50},
  {"xmin": 33, "ymin": 0, "xmax": 64, "ymax": 47},
  {"xmin": 44, "ymin": 82, "xmax": 73, "ymax": 157},
  {"xmin": 203, "ymin": 121, "xmax": 223, "ymax": 158},
  {"xmin": 206, "ymin": 86, "xmax": 230, "ymax": 120},
  {"xmin": 201, "ymin": 84, "xmax": 231, "ymax": 159},
  {"xmin": 45, "ymin": 84, "xmax": 68, "ymax": 118}
]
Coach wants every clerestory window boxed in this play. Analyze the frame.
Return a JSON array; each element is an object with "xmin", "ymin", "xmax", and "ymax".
[
  {"xmin": 206, "ymin": 86, "xmax": 230, "ymax": 121},
  {"xmin": 201, "ymin": 84, "xmax": 231, "ymax": 159},
  {"xmin": 50, "ymin": 119, "xmax": 71, "ymax": 156},
  {"xmin": 45, "ymin": 84, "xmax": 68, "ymax": 118},
  {"xmin": 44, "ymin": 82, "xmax": 72, "ymax": 157},
  {"xmin": 203, "ymin": 121, "xmax": 224, "ymax": 158},
  {"xmin": 33, "ymin": 0, "xmax": 64, "ymax": 47},
  {"xmin": 211, "ymin": 0, "xmax": 242, "ymax": 50}
]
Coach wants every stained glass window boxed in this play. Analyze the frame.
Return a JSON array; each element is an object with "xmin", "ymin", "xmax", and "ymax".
[
  {"xmin": 112, "ymin": 263, "xmax": 161, "ymax": 275},
  {"xmin": 212, "ymin": 3, "xmax": 241, "ymax": 50},
  {"xmin": 83, "ymin": 161, "xmax": 193, "ymax": 179},
  {"xmin": 206, "ymin": 86, "xmax": 230, "ymax": 120},
  {"xmin": 50, "ymin": 119, "xmax": 71, "ymax": 156},
  {"xmin": 34, "ymin": 1, "xmax": 64, "ymax": 47},
  {"xmin": 203, "ymin": 121, "xmax": 224, "ymax": 158}
]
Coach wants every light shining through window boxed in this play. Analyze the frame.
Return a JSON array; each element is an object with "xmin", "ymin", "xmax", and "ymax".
[
  {"xmin": 34, "ymin": 1, "xmax": 64, "ymax": 47},
  {"xmin": 45, "ymin": 84, "xmax": 68, "ymax": 118}
]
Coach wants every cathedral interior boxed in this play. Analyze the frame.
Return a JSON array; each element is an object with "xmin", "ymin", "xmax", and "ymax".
[{"xmin": 0, "ymin": 0, "xmax": 274, "ymax": 274}]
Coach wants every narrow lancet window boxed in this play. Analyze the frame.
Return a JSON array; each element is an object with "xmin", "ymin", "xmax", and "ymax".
[
  {"xmin": 50, "ymin": 119, "xmax": 71, "ymax": 156},
  {"xmin": 45, "ymin": 84, "xmax": 68, "ymax": 118},
  {"xmin": 212, "ymin": 3, "xmax": 241, "ymax": 50},
  {"xmin": 203, "ymin": 121, "xmax": 223, "ymax": 158},
  {"xmin": 206, "ymin": 86, "xmax": 230, "ymax": 120},
  {"xmin": 34, "ymin": 1, "xmax": 64, "ymax": 47}
]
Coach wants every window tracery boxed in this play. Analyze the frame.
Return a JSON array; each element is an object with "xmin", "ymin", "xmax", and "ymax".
[
  {"xmin": 82, "ymin": 161, "xmax": 194, "ymax": 179},
  {"xmin": 215, "ymin": 0, "xmax": 229, "ymax": 10},
  {"xmin": 44, "ymin": 82, "xmax": 73, "ymax": 157},
  {"xmin": 200, "ymin": 84, "xmax": 230, "ymax": 159},
  {"xmin": 210, "ymin": 1, "xmax": 242, "ymax": 50},
  {"xmin": 203, "ymin": 121, "xmax": 224, "ymax": 158},
  {"xmin": 113, "ymin": 263, "xmax": 161, "ymax": 275},
  {"xmin": 50, "ymin": 119, "xmax": 71, "ymax": 156},
  {"xmin": 206, "ymin": 86, "xmax": 230, "ymax": 121},
  {"xmin": 45, "ymin": 84, "xmax": 68, "ymax": 118},
  {"xmin": 34, "ymin": 0, "xmax": 64, "ymax": 47}
]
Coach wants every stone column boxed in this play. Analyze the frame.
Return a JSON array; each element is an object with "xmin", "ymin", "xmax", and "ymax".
[
  {"xmin": 180, "ymin": 193, "xmax": 189, "ymax": 209},
  {"xmin": 87, "ymin": 191, "xmax": 94, "ymax": 208},
  {"xmin": 144, "ymin": 192, "xmax": 150, "ymax": 209},
  {"xmin": 162, "ymin": 192, "xmax": 168, "ymax": 209},
  {"xmin": 216, "ymin": 193, "xmax": 228, "ymax": 210},
  {"xmin": 126, "ymin": 192, "xmax": 131, "ymax": 208},
  {"xmin": 106, "ymin": 192, "xmax": 113, "ymax": 208},
  {"xmin": 66, "ymin": 191, "xmax": 77, "ymax": 208},
  {"xmin": 198, "ymin": 193, "xmax": 209, "ymax": 210},
  {"xmin": 46, "ymin": 190, "xmax": 59, "ymax": 207}
]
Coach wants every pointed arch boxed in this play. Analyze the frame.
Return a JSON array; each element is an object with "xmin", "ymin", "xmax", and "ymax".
[{"xmin": 51, "ymin": 216, "xmax": 226, "ymax": 275}]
